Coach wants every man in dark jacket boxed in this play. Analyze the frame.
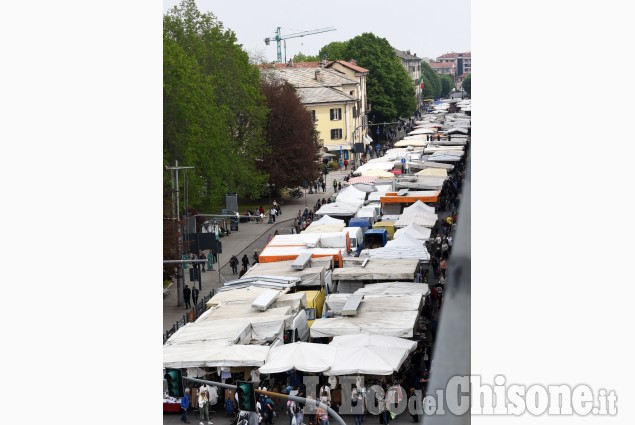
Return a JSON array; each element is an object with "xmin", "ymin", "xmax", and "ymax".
[
  {"xmin": 183, "ymin": 285, "xmax": 191, "ymax": 309},
  {"xmin": 230, "ymin": 255, "xmax": 239, "ymax": 275},
  {"xmin": 192, "ymin": 286, "xmax": 199, "ymax": 306},
  {"xmin": 242, "ymin": 254, "xmax": 250, "ymax": 269}
]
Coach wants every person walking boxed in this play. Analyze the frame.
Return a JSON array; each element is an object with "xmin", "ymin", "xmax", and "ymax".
[
  {"xmin": 199, "ymin": 389, "xmax": 213, "ymax": 425},
  {"xmin": 351, "ymin": 386, "xmax": 362, "ymax": 425},
  {"xmin": 242, "ymin": 254, "xmax": 250, "ymax": 270},
  {"xmin": 441, "ymin": 238, "xmax": 449, "ymax": 260},
  {"xmin": 337, "ymin": 181, "xmax": 342, "ymax": 191},
  {"xmin": 269, "ymin": 206, "xmax": 277, "ymax": 223},
  {"xmin": 344, "ymin": 159, "xmax": 348, "ymax": 170},
  {"xmin": 333, "ymin": 179, "xmax": 338, "ymax": 192},
  {"xmin": 253, "ymin": 250, "xmax": 259, "ymax": 265},
  {"xmin": 440, "ymin": 258, "xmax": 448, "ymax": 279},
  {"xmin": 198, "ymin": 251, "xmax": 206, "ymax": 272},
  {"xmin": 183, "ymin": 285, "xmax": 192, "ymax": 309},
  {"xmin": 229, "ymin": 255, "xmax": 239, "ymax": 275},
  {"xmin": 321, "ymin": 180, "xmax": 326, "ymax": 193},
  {"xmin": 192, "ymin": 286, "xmax": 199, "ymax": 307},
  {"xmin": 181, "ymin": 387, "xmax": 191, "ymax": 423}
]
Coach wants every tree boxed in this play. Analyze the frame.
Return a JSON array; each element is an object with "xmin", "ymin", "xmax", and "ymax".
[
  {"xmin": 164, "ymin": 0, "xmax": 269, "ymax": 211},
  {"xmin": 318, "ymin": 41, "xmax": 349, "ymax": 61},
  {"xmin": 341, "ymin": 33, "xmax": 416, "ymax": 122},
  {"xmin": 259, "ymin": 77, "xmax": 321, "ymax": 188},
  {"xmin": 421, "ymin": 62, "xmax": 442, "ymax": 99},
  {"xmin": 462, "ymin": 74, "xmax": 471, "ymax": 97},
  {"xmin": 292, "ymin": 52, "xmax": 320, "ymax": 62},
  {"xmin": 439, "ymin": 74, "xmax": 455, "ymax": 98}
]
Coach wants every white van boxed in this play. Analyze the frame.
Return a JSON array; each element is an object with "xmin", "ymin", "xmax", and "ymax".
[
  {"xmin": 285, "ymin": 310, "xmax": 309, "ymax": 343},
  {"xmin": 355, "ymin": 206, "xmax": 379, "ymax": 225},
  {"xmin": 344, "ymin": 226, "xmax": 364, "ymax": 256}
]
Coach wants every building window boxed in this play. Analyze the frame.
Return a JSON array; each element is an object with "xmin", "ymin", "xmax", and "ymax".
[
  {"xmin": 310, "ymin": 110, "xmax": 316, "ymax": 122},
  {"xmin": 330, "ymin": 129, "xmax": 342, "ymax": 140},
  {"xmin": 353, "ymin": 106, "xmax": 358, "ymax": 118},
  {"xmin": 330, "ymin": 108, "xmax": 342, "ymax": 121}
]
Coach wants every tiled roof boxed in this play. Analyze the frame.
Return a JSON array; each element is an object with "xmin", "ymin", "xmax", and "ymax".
[
  {"xmin": 430, "ymin": 62, "xmax": 455, "ymax": 69},
  {"xmin": 436, "ymin": 51, "xmax": 471, "ymax": 59},
  {"xmin": 295, "ymin": 86, "xmax": 357, "ymax": 104},
  {"xmin": 327, "ymin": 60, "xmax": 369, "ymax": 74},
  {"xmin": 260, "ymin": 67, "xmax": 358, "ymax": 88}
]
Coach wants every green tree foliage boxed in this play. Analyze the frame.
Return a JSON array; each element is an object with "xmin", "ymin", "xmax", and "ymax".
[
  {"xmin": 420, "ymin": 74, "xmax": 434, "ymax": 99},
  {"xmin": 439, "ymin": 74, "xmax": 455, "ymax": 98},
  {"xmin": 292, "ymin": 52, "xmax": 320, "ymax": 62},
  {"xmin": 342, "ymin": 33, "xmax": 416, "ymax": 122},
  {"xmin": 259, "ymin": 77, "xmax": 320, "ymax": 188},
  {"xmin": 318, "ymin": 41, "xmax": 349, "ymax": 61},
  {"xmin": 163, "ymin": 0, "xmax": 268, "ymax": 211},
  {"xmin": 462, "ymin": 73, "xmax": 471, "ymax": 96},
  {"xmin": 421, "ymin": 62, "xmax": 442, "ymax": 99}
]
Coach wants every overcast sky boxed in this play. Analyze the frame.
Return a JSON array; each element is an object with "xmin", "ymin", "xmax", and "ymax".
[{"xmin": 163, "ymin": 0, "xmax": 470, "ymax": 63}]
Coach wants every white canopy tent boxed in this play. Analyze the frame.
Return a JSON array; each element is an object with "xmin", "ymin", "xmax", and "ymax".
[
  {"xmin": 329, "ymin": 333, "xmax": 418, "ymax": 353},
  {"xmin": 403, "ymin": 200, "xmax": 436, "ymax": 214},
  {"xmin": 394, "ymin": 223, "xmax": 432, "ymax": 240},
  {"xmin": 163, "ymin": 341, "xmax": 274, "ymax": 369}
]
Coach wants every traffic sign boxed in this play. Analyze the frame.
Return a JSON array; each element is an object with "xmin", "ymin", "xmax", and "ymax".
[{"xmin": 401, "ymin": 158, "xmax": 406, "ymax": 164}]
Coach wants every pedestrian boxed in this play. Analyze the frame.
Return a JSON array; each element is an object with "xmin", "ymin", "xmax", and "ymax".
[
  {"xmin": 242, "ymin": 254, "xmax": 250, "ymax": 270},
  {"xmin": 180, "ymin": 387, "xmax": 191, "ymax": 423},
  {"xmin": 337, "ymin": 181, "xmax": 341, "ymax": 191},
  {"xmin": 447, "ymin": 235, "xmax": 453, "ymax": 255},
  {"xmin": 230, "ymin": 255, "xmax": 239, "ymax": 275},
  {"xmin": 199, "ymin": 389, "xmax": 213, "ymax": 425},
  {"xmin": 430, "ymin": 256, "xmax": 439, "ymax": 279},
  {"xmin": 199, "ymin": 251, "xmax": 206, "ymax": 272},
  {"xmin": 351, "ymin": 386, "xmax": 362, "ymax": 425},
  {"xmin": 316, "ymin": 404, "xmax": 329, "ymax": 425},
  {"xmin": 192, "ymin": 286, "xmax": 199, "ymax": 306},
  {"xmin": 333, "ymin": 179, "xmax": 338, "ymax": 192},
  {"xmin": 239, "ymin": 265, "xmax": 248, "ymax": 278},
  {"xmin": 441, "ymin": 238, "xmax": 449, "ymax": 260},
  {"xmin": 344, "ymin": 159, "xmax": 348, "ymax": 170},
  {"xmin": 314, "ymin": 181, "xmax": 318, "ymax": 192},
  {"xmin": 273, "ymin": 200, "xmax": 282, "ymax": 215},
  {"xmin": 183, "ymin": 285, "xmax": 192, "ymax": 309},
  {"xmin": 440, "ymin": 258, "xmax": 448, "ymax": 279},
  {"xmin": 321, "ymin": 181, "xmax": 326, "ymax": 193},
  {"xmin": 269, "ymin": 207, "xmax": 277, "ymax": 223}
]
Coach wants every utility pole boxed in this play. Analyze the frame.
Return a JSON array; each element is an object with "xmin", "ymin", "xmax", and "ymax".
[{"xmin": 165, "ymin": 160, "xmax": 194, "ymax": 307}]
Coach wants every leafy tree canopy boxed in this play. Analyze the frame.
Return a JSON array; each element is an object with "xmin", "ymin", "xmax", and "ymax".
[
  {"xmin": 292, "ymin": 52, "xmax": 320, "ymax": 62},
  {"xmin": 164, "ymin": 0, "xmax": 269, "ymax": 211},
  {"xmin": 259, "ymin": 77, "xmax": 320, "ymax": 188},
  {"xmin": 421, "ymin": 62, "xmax": 442, "ymax": 99},
  {"xmin": 462, "ymin": 73, "xmax": 471, "ymax": 97},
  {"xmin": 318, "ymin": 41, "xmax": 349, "ymax": 61},
  {"xmin": 341, "ymin": 33, "xmax": 415, "ymax": 122},
  {"xmin": 439, "ymin": 74, "xmax": 455, "ymax": 98}
]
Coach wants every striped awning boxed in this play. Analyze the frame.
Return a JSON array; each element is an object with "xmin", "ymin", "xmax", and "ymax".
[{"xmin": 344, "ymin": 176, "xmax": 378, "ymax": 185}]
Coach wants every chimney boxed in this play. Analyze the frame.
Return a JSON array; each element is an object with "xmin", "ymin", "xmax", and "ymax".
[
  {"xmin": 287, "ymin": 59, "xmax": 294, "ymax": 67},
  {"xmin": 320, "ymin": 58, "xmax": 327, "ymax": 67},
  {"xmin": 349, "ymin": 58, "xmax": 357, "ymax": 65},
  {"xmin": 315, "ymin": 69, "xmax": 322, "ymax": 82}
]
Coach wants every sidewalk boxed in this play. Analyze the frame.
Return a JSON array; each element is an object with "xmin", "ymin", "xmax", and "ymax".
[{"xmin": 163, "ymin": 169, "xmax": 351, "ymax": 332}]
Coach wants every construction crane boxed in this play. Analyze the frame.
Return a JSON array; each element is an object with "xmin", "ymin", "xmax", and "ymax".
[{"xmin": 264, "ymin": 26, "xmax": 336, "ymax": 63}]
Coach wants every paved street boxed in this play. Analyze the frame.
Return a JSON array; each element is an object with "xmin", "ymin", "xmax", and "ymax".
[
  {"xmin": 164, "ymin": 168, "xmax": 352, "ymax": 332},
  {"xmin": 163, "ymin": 408, "xmax": 426, "ymax": 425}
]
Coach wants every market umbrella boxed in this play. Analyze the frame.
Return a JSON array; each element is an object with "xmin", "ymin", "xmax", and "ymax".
[
  {"xmin": 324, "ymin": 346, "xmax": 411, "ymax": 376},
  {"xmin": 321, "ymin": 152, "xmax": 336, "ymax": 158},
  {"xmin": 258, "ymin": 342, "xmax": 335, "ymax": 374}
]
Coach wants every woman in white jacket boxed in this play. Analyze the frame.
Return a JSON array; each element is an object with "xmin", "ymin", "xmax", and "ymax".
[{"xmin": 198, "ymin": 390, "xmax": 213, "ymax": 425}]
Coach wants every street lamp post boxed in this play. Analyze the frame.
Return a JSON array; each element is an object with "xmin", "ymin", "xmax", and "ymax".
[{"xmin": 267, "ymin": 182, "xmax": 275, "ymax": 206}]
